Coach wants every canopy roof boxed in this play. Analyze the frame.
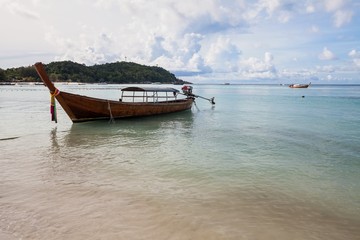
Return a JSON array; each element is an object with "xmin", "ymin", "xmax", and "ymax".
[{"xmin": 121, "ymin": 86, "xmax": 179, "ymax": 93}]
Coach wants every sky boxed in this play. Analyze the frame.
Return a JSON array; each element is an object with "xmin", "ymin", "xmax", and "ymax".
[{"xmin": 0, "ymin": 0, "xmax": 360, "ymax": 84}]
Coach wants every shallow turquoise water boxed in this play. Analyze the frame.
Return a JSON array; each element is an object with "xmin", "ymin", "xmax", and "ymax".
[{"xmin": 1, "ymin": 84, "xmax": 359, "ymax": 239}]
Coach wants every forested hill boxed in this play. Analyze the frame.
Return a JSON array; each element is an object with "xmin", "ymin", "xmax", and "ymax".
[{"xmin": 0, "ymin": 61, "xmax": 190, "ymax": 84}]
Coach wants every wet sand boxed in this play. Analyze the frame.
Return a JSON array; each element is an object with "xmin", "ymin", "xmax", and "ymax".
[{"xmin": 1, "ymin": 172, "xmax": 359, "ymax": 240}]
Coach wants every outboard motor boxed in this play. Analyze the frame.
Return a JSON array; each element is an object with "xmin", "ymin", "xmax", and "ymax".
[{"xmin": 182, "ymin": 85, "xmax": 193, "ymax": 95}]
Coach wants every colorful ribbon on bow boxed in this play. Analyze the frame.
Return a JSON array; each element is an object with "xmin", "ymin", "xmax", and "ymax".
[{"xmin": 50, "ymin": 88, "xmax": 60, "ymax": 123}]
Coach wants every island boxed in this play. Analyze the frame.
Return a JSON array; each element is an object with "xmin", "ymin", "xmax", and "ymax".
[{"xmin": 0, "ymin": 61, "xmax": 191, "ymax": 85}]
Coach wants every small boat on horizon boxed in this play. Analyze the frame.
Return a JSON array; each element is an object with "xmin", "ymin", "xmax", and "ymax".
[
  {"xmin": 289, "ymin": 82, "xmax": 311, "ymax": 88},
  {"xmin": 34, "ymin": 62, "xmax": 214, "ymax": 123}
]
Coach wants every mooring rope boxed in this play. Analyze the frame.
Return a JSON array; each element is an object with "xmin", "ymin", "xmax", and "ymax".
[
  {"xmin": 107, "ymin": 101, "xmax": 115, "ymax": 123},
  {"xmin": 193, "ymin": 100, "xmax": 200, "ymax": 111},
  {"xmin": 50, "ymin": 88, "xmax": 60, "ymax": 123}
]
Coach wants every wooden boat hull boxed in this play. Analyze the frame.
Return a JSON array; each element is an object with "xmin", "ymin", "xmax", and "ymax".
[
  {"xmin": 289, "ymin": 85, "xmax": 309, "ymax": 88},
  {"xmin": 56, "ymin": 91, "xmax": 193, "ymax": 122},
  {"xmin": 34, "ymin": 62, "xmax": 193, "ymax": 123},
  {"xmin": 289, "ymin": 82, "xmax": 311, "ymax": 88}
]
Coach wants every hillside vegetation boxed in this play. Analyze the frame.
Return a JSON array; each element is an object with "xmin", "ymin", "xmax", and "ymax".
[{"xmin": 0, "ymin": 61, "xmax": 189, "ymax": 84}]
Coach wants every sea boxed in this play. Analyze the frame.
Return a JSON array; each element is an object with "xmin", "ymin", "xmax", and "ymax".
[{"xmin": 0, "ymin": 83, "xmax": 359, "ymax": 240}]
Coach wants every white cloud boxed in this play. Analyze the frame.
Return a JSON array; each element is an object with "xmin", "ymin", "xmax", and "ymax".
[
  {"xmin": 306, "ymin": 3, "xmax": 315, "ymax": 13},
  {"xmin": 349, "ymin": 49, "xmax": 360, "ymax": 58},
  {"xmin": 205, "ymin": 36, "xmax": 241, "ymax": 72},
  {"xmin": 148, "ymin": 36, "xmax": 170, "ymax": 61},
  {"xmin": 149, "ymin": 33, "xmax": 211, "ymax": 74},
  {"xmin": 0, "ymin": 0, "xmax": 359, "ymax": 83},
  {"xmin": 46, "ymin": 27, "xmax": 120, "ymax": 65},
  {"xmin": 317, "ymin": 65, "xmax": 336, "ymax": 73},
  {"xmin": 177, "ymin": 33, "xmax": 203, "ymax": 63},
  {"xmin": 277, "ymin": 11, "xmax": 291, "ymax": 23},
  {"xmin": 188, "ymin": 53, "xmax": 211, "ymax": 73},
  {"xmin": 259, "ymin": 0, "xmax": 281, "ymax": 16},
  {"xmin": 239, "ymin": 52, "xmax": 277, "ymax": 79},
  {"xmin": 318, "ymin": 47, "xmax": 336, "ymax": 60},
  {"xmin": 322, "ymin": 0, "xmax": 354, "ymax": 27},
  {"xmin": 279, "ymin": 68, "xmax": 318, "ymax": 81},
  {"xmin": 348, "ymin": 49, "xmax": 360, "ymax": 68},
  {"xmin": 333, "ymin": 9, "xmax": 353, "ymax": 27},
  {"xmin": 264, "ymin": 52, "xmax": 274, "ymax": 63},
  {"xmin": 353, "ymin": 59, "xmax": 360, "ymax": 67},
  {"xmin": 324, "ymin": 0, "xmax": 346, "ymax": 12},
  {"xmin": 41, "ymin": 0, "xmax": 251, "ymax": 74},
  {"xmin": 243, "ymin": 0, "xmax": 281, "ymax": 21}
]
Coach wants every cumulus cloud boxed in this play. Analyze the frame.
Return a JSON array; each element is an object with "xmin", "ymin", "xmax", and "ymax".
[
  {"xmin": 353, "ymin": 59, "xmax": 360, "ymax": 68},
  {"xmin": 42, "ymin": 0, "xmax": 253, "ymax": 75},
  {"xmin": 239, "ymin": 52, "xmax": 277, "ymax": 79},
  {"xmin": 148, "ymin": 36, "xmax": 171, "ymax": 61},
  {"xmin": 39, "ymin": 0, "xmax": 355, "ymax": 80},
  {"xmin": 348, "ymin": 49, "xmax": 360, "ymax": 58},
  {"xmin": 348, "ymin": 49, "xmax": 360, "ymax": 68},
  {"xmin": 279, "ymin": 68, "xmax": 319, "ymax": 81},
  {"xmin": 264, "ymin": 52, "xmax": 273, "ymax": 62},
  {"xmin": 46, "ymin": 28, "xmax": 120, "ymax": 65},
  {"xmin": 317, "ymin": 65, "xmax": 336, "ymax": 73},
  {"xmin": 259, "ymin": 0, "xmax": 281, "ymax": 16},
  {"xmin": 318, "ymin": 47, "xmax": 336, "ymax": 60},
  {"xmin": 148, "ymin": 33, "xmax": 211, "ymax": 74},
  {"xmin": 324, "ymin": 0, "xmax": 346, "ymax": 12},
  {"xmin": 205, "ymin": 36, "xmax": 241, "ymax": 72},
  {"xmin": 245, "ymin": 0, "xmax": 304, "ymax": 24},
  {"xmin": 322, "ymin": 0, "xmax": 354, "ymax": 27},
  {"xmin": 306, "ymin": 3, "xmax": 315, "ymax": 13},
  {"xmin": 244, "ymin": 0, "xmax": 283, "ymax": 22},
  {"xmin": 333, "ymin": 9, "xmax": 353, "ymax": 27},
  {"xmin": 1, "ymin": 0, "xmax": 359, "ymax": 82}
]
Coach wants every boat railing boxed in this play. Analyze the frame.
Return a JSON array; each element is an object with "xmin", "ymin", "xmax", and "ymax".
[{"xmin": 120, "ymin": 89, "xmax": 179, "ymax": 103}]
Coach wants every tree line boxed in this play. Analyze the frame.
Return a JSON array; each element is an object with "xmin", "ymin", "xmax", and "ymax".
[{"xmin": 0, "ymin": 61, "xmax": 189, "ymax": 84}]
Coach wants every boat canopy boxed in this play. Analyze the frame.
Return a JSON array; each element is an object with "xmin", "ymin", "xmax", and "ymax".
[
  {"xmin": 120, "ymin": 86, "xmax": 181, "ymax": 103},
  {"xmin": 121, "ymin": 87, "xmax": 179, "ymax": 93}
]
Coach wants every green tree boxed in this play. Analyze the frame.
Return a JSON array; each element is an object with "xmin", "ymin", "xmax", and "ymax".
[
  {"xmin": 2, "ymin": 61, "xmax": 191, "ymax": 84},
  {"xmin": 0, "ymin": 68, "xmax": 6, "ymax": 82}
]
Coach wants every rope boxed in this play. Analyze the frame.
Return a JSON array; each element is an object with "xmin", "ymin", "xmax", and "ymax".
[
  {"xmin": 108, "ymin": 101, "xmax": 115, "ymax": 123},
  {"xmin": 193, "ymin": 99, "xmax": 200, "ymax": 111},
  {"xmin": 50, "ymin": 88, "xmax": 60, "ymax": 123}
]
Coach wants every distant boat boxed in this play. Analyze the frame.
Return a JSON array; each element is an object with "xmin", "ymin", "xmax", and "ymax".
[
  {"xmin": 34, "ymin": 62, "xmax": 196, "ymax": 123},
  {"xmin": 289, "ymin": 82, "xmax": 311, "ymax": 88}
]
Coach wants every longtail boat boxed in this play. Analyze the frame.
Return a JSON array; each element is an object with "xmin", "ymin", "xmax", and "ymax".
[
  {"xmin": 34, "ymin": 62, "xmax": 200, "ymax": 123},
  {"xmin": 289, "ymin": 82, "xmax": 311, "ymax": 88}
]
